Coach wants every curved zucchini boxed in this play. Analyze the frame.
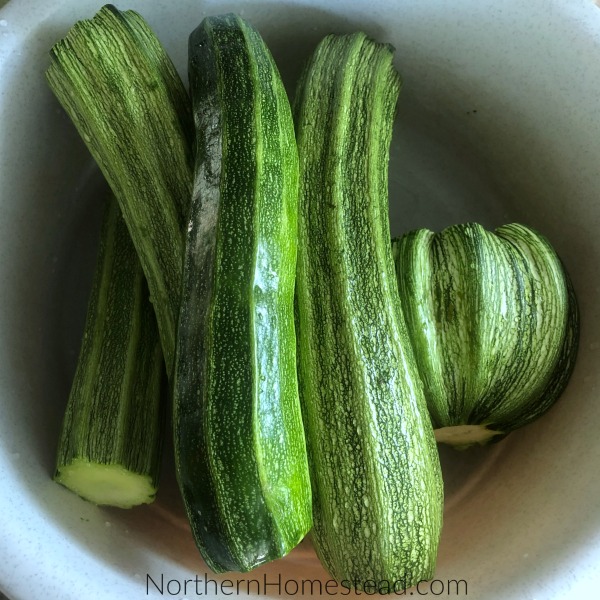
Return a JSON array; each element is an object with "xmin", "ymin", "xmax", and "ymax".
[
  {"xmin": 55, "ymin": 196, "xmax": 165, "ymax": 508},
  {"xmin": 46, "ymin": 5, "xmax": 193, "ymax": 377},
  {"xmin": 173, "ymin": 14, "xmax": 311, "ymax": 573},
  {"xmin": 294, "ymin": 33, "xmax": 443, "ymax": 590},
  {"xmin": 393, "ymin": 223, "xmax": 579, "ymax": 448}
]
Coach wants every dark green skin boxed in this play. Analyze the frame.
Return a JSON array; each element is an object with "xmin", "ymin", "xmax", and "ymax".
[
  {"xmin": 173, "ymin": 14, "xmax": 311, "ymax": 573},
  {"xmin": 46, "ymin": 5, "xmax": 193, "ymax": 377},
  {"xmin": 55, "ymin": 196, "xmax": 165, "ymax": 496},
  {"xmin": 294, "ymin": 33, "xmax": 443, "ymax": 589}
]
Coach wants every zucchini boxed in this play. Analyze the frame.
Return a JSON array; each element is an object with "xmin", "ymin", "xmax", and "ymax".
[
  {"xmin": 173, "ymin": 14, "xmax": 311, "ymax": 573},
  {"xmin": 46, "ymin": 4, "xmax": 193, "ymax": 377},
  {"xmin": 393, "ymin": 222, "xmax": 580, "ymax": 449},
  {"xmin": 294, "ymin": 33, "xmax": 443, "ymax": 590},
  {"xmin": 55, "ymin": 196, "xmax": 165, "ymax": 508}
]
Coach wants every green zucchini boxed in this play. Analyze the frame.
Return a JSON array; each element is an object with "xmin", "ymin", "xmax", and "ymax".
[
  {"xmin": 55, "ymin": 196, "xmax": 165, "ymax": 508},
  {"xmin": 294, "ymin": 33, "xmax": 443, "ymax": 590},
  {"xmin": 173, "ymin": 14, "xmax": 311, "ymax": 573},
  {"xmin": 392, "ymin": 223, "xmax": 579, "ymax": 449},
  {"xmin": 46, "ymin": 4, "xmax": 193, "ymax": 377}
]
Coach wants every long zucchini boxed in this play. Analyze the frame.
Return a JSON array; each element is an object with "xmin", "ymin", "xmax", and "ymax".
[
  {"xmin": 55, "ymin": 196, "xmax": 165, "ymax": 508},
  {"xmin": 173, "ymin": 14, "xmax": 311, "ymax": 573},
  {"xmin": 294, "ymin": 33, "xmax": 443, "ymax": 590},
  {"xmin": 393, "ymin": 223, "xmax": 580, "ymax": 448},
  {"xmin": 46, "ymin": 4, "xmax": 193, "ymax": 377}
]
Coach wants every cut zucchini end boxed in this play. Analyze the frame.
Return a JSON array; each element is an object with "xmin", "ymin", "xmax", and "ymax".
[
  {"xmin": 55, "ymin": 459, "xmax": 157, "ymax": 509},
  {"xmin": 434, "ymin": 424, "xmax": 504, "ymax": 449}
]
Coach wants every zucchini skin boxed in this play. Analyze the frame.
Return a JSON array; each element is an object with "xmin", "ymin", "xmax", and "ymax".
[
  {"xmin": 55, "ymin": 196, "xmax": 165, "ymax": 507},
  {"xmin": 393, "ymin": 223, "xmax": 579, "ymax": 446},
  {"xmin": 294, "ymin": 33, "xmax": 443, "ymax": 589},
  {"xmin": 173, "ymin": 14, "xmax": 311, "ymax": 573},
  {"xmin": 46, "ymin": 5, "xmax": 193, "ymax": 377}
]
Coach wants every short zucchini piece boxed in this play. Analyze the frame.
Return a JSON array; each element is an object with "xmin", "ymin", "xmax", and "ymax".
[
  {"xmin": 55, "ymin": 196, "xmax": 165, "ymax": 508},
  {"xmin": 294, "ymin": 33, "xmax": 443, "ymax": 590},
  {"xmin": 173, "ymin": 14, "xmax": 311, "ymax": 573},
  {"xmin": 46, "ymin": 4, "xmax": 193, "ymax": 377},
  {"xmin": 393, "ymin": 222, "xmax": 580, "ymax": 449}
]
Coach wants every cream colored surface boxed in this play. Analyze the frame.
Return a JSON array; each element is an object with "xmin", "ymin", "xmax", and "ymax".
[{"xmin": 1, "ymin": 1, "xmax": 600, "ymax": 599}]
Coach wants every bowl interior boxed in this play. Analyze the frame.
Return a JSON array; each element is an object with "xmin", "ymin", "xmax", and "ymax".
[{"xmin": 1, "ymin": 1, "xmax": 600, "ymax": 599}]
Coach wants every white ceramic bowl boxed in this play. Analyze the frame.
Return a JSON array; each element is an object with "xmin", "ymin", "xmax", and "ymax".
[{"xmin": 1, "ymin": 1, "xmax": 600, "ymax": 598}]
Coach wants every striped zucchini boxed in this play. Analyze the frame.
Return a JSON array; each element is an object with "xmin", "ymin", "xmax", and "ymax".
[
  {"xmin": 294, "ymin": 33, "xmax": 443, "ymax": 590},
  {"xmin": 46, "ymin": 4, "xmax": 193, "ymax": 377},
  {"xmin": 173, "ymin": 14, "xmax": 311, "ymax": 573},
  {"xmin": 55, "ymin": 196, "xmax": 165, "ymax": 508},
  {"xmin": 393, "ymin": 223, "xmax": 580, "ymax": 448}
]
